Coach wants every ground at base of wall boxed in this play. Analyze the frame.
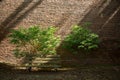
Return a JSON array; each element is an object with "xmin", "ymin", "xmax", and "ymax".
[{"xmin": 0, "ymin": 63, "xmax": 120, "ymax": 80}]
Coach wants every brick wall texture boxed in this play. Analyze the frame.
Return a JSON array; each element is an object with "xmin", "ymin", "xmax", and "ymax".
[{"xmin": 0, "ymin": 0, "xmax": 120, "ymax": 63}]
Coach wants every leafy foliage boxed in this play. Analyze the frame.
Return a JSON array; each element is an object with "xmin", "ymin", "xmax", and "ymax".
[
  {"xmin": 9, "ymin": 26, "xmax": 61, "ymax": 58},
  {"xmin": 62, "ymin": 25, "xmax": 100, "ymax": 53}
]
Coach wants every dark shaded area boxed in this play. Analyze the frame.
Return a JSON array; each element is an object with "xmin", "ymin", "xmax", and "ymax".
[
  {"xmin": 0, "ymin": 63, "xmax": 14, "ymax": 70},
  {"xmin": 0, "ymin": 0, "xmax": 2, "ymax": 2},
  {"xmin": 78, "ymin": 0, "xmax": 120, "ymax": 40},
  {"xmin": 77, "ymin": 0, "xmax": 120, "ymax": 64},
  {"xmin": 0, "ymin": 62, "xmax": 120, "ymax": 80},
  {"xmin": 0, "ymin": 0, "xmax": 44, "ymax": 43},
  {"xmin": 57, "ymin": 0, "xmax": 120, "ymax": 68}
]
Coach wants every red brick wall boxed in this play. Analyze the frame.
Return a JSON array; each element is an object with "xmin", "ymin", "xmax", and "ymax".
[{"xmin": 80, "ymin": 0, "xmax": 120, "ymax": 41}]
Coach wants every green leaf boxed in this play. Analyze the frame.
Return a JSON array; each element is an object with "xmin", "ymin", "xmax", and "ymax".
[
  {"xmin": 62, "ymin": 24, "xmax": 100, "ymax": 54},
  {"xmin": 9, "ymin": 26, "xmax": 61, "ymax": 58}
]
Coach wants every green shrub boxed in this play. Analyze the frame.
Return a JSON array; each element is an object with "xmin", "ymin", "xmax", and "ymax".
[
  {"xmin": 62, "ymin": 25, "xmax": 100, "ymax": 53},
  {"xmin": 9, "ymin": 26, "xmax": 61, "ymax": 58}
]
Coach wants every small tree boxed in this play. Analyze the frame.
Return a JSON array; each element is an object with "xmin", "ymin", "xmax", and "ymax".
[
  {"xmin": 9, "ymin": 26, "xmax": 61, "ymax": 60},
  {"xmin": 62, "ymin": 25, "xmax": 100, "ymax": 53}
]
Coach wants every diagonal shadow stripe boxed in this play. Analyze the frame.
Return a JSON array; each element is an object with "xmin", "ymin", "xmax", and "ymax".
[{"xmin": 0, "ymin": 0, "xmax": 44, "ymax": 42}]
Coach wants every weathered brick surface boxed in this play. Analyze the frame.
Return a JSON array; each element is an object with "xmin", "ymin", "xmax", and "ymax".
[
  {"xmin": 80, "ymin": 0, "xmax": 120, "ymax": 41},
  {"xmin": 0, "ymin": 0, "xmax": 120, "ymax": 63}
]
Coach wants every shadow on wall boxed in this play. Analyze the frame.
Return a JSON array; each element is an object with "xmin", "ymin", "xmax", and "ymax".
[
  {"xmin": 0, "ymin": 0, "xmax": 2, "ymax": 2},
  {"xmin": 0, "ymin": 0, "xmax": 44, "ymax": 43},
  {"xmin": 76, "ymin": 0, "xmax": 120, "ymax": 63},
  {"xmin": 78, "ymin": 0, "xmax": 120, "ymax": 41},
  {"xmin": 56, "ymin": 0, "xmax": 120, "ymax": 67},
  {"xmin": 55, "ymin": 13, "xmax": 73, "ymax": 36},
  {"xmin": 57, "ymin": 0, "xmax": 120, "ymax": 51}
]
